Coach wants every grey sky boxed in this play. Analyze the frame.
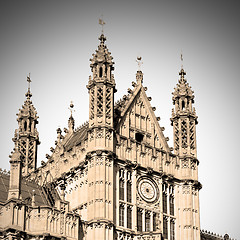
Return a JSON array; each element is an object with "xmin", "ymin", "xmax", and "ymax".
[{"xmin": 0, "ymin": 0, "xmax": 239, "ymax": 238}]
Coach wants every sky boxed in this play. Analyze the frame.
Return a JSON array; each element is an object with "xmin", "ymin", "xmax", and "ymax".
[{"xmin": 0, "ymin": 0, "xmax": 239, "ymax": 239}]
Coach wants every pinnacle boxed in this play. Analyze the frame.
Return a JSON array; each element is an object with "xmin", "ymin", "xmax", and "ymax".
[
  {"xmin": 179, "ymin": 68, "xmax": 187, "ymax": 84},
  {"xmin": 99, "ymin": 34, "xmax": 106, "ymax": 44},
  {"xmin": 25, "ymin": 89, "xmax": 32, "ymax": 100}
]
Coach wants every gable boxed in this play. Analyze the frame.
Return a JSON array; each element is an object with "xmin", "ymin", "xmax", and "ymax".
[{"xmin": 116, "ymin": 84, "xmax": 169, "ymax": 152}]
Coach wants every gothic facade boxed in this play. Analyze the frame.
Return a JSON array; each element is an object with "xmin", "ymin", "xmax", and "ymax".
[{"xmin": 0, "ymin": 34, "xmax": 233, "ymax": 240}]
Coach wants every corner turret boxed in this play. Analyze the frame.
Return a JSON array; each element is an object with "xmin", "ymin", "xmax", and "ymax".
[{"xmin": 12, "ymin": 75, "xmax": 40, "ymax": 176}]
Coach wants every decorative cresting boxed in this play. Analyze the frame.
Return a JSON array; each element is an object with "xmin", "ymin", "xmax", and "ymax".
[
  {"xmin": 87, "ymin": 34, "xmax": 116, "ymax": 129},
  {"xmin": 13, "ymin": 75, "xmax": 40, "ymax": 176},
  {"xmin": 171, "ymin": 68, "xmax": 198, "ymax": 157}
]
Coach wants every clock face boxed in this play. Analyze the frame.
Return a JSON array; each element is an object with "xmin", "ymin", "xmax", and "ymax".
[{"xmin": 138, "ymin": 177, "xmax": 159, "ymax": 203}]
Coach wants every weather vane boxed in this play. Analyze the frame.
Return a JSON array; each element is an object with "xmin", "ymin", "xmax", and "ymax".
[
  {"xmin": 180, "ymin": 50, "xmax": 184, "ymax": 68},
  {"xmin": 136, "ymin": 56, "xmax": 143, "ymax": 71},
  {"xmin": 68, "ymin": 101, "xmax": 75, "ymax": 116},
  {"xmin": 27, "ymin": 73, "xmax": 31, "ymax": 90},
  {"xmin": 99, "ymin": 15, "xmax": 105, "ymax": 33}
]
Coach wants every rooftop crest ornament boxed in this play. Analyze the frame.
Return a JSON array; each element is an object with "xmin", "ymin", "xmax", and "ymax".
[{"xmin": 136, "ymin": 56, "xmax": 143, "ymax": 71}]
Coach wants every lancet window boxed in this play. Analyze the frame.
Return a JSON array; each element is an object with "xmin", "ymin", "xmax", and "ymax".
[
  {"xmin": 145, "ymin": 212, "xmax": 151, "ymax": 232},
  {"xmin": 169, "ymin": 185, "xmax": 174, "ymax": 216},
  {"xmin": 137, "ymin": 208, "xmax": 143, "ymax": 232},
  {"xmin": 127, "ymin": 181, "xmax": 132, "ymax": 203},
  {"xmin": 163, "ymin": 217, "xmax": 168, "ymax": 239},
  {"xmin": 119, "ymin": 179, "xmax": 124, "ymax": 201},
  {"xmin": 119, "ymin": 205, "xmax": 124, "ymax": 227},
  {"xmin": 163, "ymin": 183, "xmax": 168, "ymax": 214},
  {"xmin": 170, "ymin": 220, "xmax": 175, "ymax": 240},
  {"xmin": 127, "ymin": 206, "xmax": 132, "ymax": 229}
]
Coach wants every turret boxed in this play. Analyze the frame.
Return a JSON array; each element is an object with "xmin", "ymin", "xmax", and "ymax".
[
  {"xmin": 85, "ymin": 33, "xmax": 116, "ymax": 240},
  {"xmin": 12, "ymin": 75, "xmax": 40, "ymax": 176},
  {"xmin": 171, "ymin": 67, "xmax": 198, "ymax": 158},
  {"xmin": 87, "ymin": 34, "xmax": 116, "ymax": 129},
  {"xmin": 171, "ymin": 64, "xmax": 201, "ymax": 240}
]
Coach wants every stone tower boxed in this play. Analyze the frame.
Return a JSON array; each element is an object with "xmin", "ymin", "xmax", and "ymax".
[
  {"xmin": 12, "ymin": 75, "xmax": 40, "ymax": 176},
  {"xmin": 171, "ymin": 67, "xmax": 201, "ymax": 239},
  {"xmin": 85, "ymin": 34, "xmax": 116, "ymax": 240}
]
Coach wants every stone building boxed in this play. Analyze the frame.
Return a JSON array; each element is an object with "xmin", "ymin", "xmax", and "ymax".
[{"xmin": 0, "ymin": 33, "xmax": 233, "ymax": 240}]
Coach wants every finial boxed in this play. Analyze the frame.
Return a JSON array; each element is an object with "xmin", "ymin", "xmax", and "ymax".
[
  {"xmin": 25, "ymin": 73, "xmax": 32, "ymax": 100},
  {"xmin": 68, "ymin": 101, "xmax": 75, "ymax": 116},
  {"xmin": 180, "ymin": 50, "xmax": 184, "ymax": 69},
  {"xmin": 136, "ymin": 57, "xmax": 144, "ymax": 84},
  {"xmin": 99, "ymin": 15, "xmax": 105, "ymax": 34},
  {"xmin": 27, "ymin": 73, "xmax": 31, "ymax": 90},
  {"xmin": 68, "ymin": 101, "xmax": 75, "ymax": 132},
  {"xmin": 136, "ymin": 56, "xmax": 143, "ymax": 71}
]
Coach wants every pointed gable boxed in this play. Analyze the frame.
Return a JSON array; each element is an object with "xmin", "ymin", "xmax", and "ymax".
[{"xmin": 115, "ymin": 71, "xmax": 169, "ymax": 152}]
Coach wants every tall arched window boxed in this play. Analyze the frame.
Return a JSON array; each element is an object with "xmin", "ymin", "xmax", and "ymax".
[
  {"xmin": 127, "ymin": 206, "xmax": 132, "ymax": 229},
  {"xmin": 127, "ymin": 181, "xmax": 132, "ymax": 202},
  {"xmin": 137, "ymin": 209, "xmax": 143, "ymax": 232},
  {"xmin": 170, "ymin": 220, "xmax": 175, "ymax": 240},
  {"xmin": 163, "ymin": 193, "xmax": 167, "ymax": 214},
  {"xmin": 119, "ymin": 179, "xmax": 124, "ymax": 201},
  {"xmin": 24, "ymin": 121, "xmax": 27, "ymax": 131},
  {"xmin": 99, "ymin": 66, "xmax": 103, "ymax": 77},
  {"xmin": 170, "ymin": 196, "xmax": 174, "ymax": 216},
  {"xmin": 163, "ymin": 218, "xmax": 168, "ymax": 239},
  {"xmin": 119, "ymin": 205, "xmax": 124, "ymax": 227},
  {"xmin": 145, "ymin": 212, "xmax": 151, "ymax": 232}
]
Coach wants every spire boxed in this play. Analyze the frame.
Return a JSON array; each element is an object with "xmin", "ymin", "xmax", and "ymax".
[
  {"xmin": 172, "ymin": 67, "xmax": 194, "ymax": 107},
  {"xmin": 13, "ymin": 75, "xmax": 40, "ymax": 176},
  {"xmin": 89, "ymin": 33, "xmax": 115, "ymax": 84}
]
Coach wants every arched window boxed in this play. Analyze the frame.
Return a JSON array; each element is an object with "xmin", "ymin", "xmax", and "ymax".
[
  {"xmin": 127, "ymin": 181, "xmax": 132, "ymax": 202},
  {"xmin": 163, "ymin": 218, "xmax": 168, "ymax": 239},
  {"xmin": 99, "ymin": 67, "xmax": 103, "ymax": 77},
  {"xmin": 163, "ymin": 192, "xmax": 167, "ymax": 214},
  {"xmin": 137, "ymin": 209, "xmax": 143, "ymax": 232},
  {"xmin": 145, "ymin": 212, "xmax": 151, "ymax": 232},
  {"xmin": 170, "ymin": 220, "xmax": 175, "ymax": 240},
  {"xmin": 119, "ymin": 205, "xmax": 124, "ymax": 227},
  {"xmin": 170, "ymin": 196, "xmax": 174, "ymax": 216},
  {"xmin": 24, "ymin": 121, "xmax": 27, "ymax": 131},
  {"xmin": 127, "ymin": 206, "xmax": 132, "ymax": 229},
  {"xmin": 182, "ymin": 100, "xmax": 185, "ymax": 110},
  {"xmin": 119, "ymin": 179, "xmax": 124, "ymax": 201}
]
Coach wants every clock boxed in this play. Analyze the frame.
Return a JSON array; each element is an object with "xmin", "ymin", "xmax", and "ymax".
[{"xmin": 137, "ymin": 177, "xmax": 159, "ymax": 203}]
